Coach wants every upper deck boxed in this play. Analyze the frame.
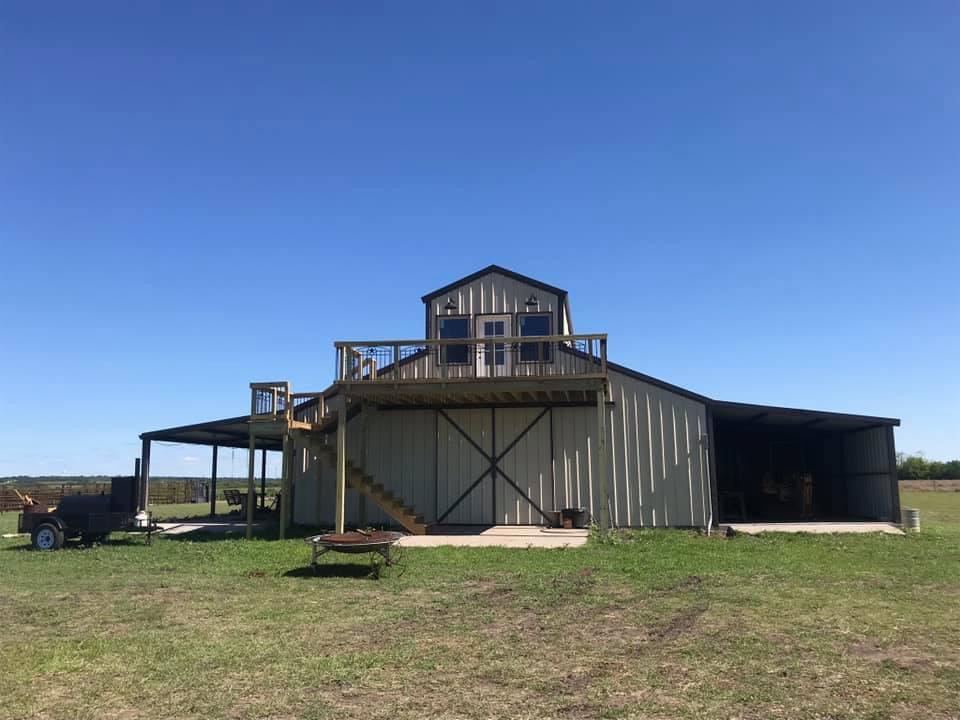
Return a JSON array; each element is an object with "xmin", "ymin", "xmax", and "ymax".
[{"xmin": 333, "ymin": 333, "xmax": 607, "ymax": 405}]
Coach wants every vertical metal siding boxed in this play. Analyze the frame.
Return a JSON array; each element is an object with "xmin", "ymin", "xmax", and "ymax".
[
  {"xmin": 842, "ymin": 427, "xmax": 894, "ymax": 521},
  {"xmin": 356, "ymin": 408, "xmax": 436, "ymax": 522},
  {"xmin": 494, "ymin": 407, "xmax": 553, "ymax": 524},
  {"xmin": 429, "ymin": 273, "xmax": 560, "ymax": 338},
  {"xmin": 437, "ymin": 409, "xmax": 492, "ymax": 524},
  {"xmin": 552, "ymin": 369, "xmax": 710, "ymax": 528},
  {"xmin": 291, "ymin": 374, "xmax": 710, "ymax": 529}
]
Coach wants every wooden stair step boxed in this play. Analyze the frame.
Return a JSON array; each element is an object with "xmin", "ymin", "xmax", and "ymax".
[{"xmin": 318, "ymin": 446, "xmax": 426, "ymax": 535}]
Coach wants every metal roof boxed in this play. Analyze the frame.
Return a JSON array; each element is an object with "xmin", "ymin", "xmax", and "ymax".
[
  {"xmin": 710, "ymin": 400, "xmax": 900, "ymax": 431},
  {"xmin": 140, "ymin": 415, "xmax": 283, "ymax": 450},
  {"xmin": 420, "ymin": 264, "xmax": 568, "ymax": 304}
]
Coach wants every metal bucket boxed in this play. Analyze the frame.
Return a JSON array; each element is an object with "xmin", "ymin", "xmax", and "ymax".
[
  {"xmin": 904, "ymin": 507, "xmax": 920, "ymax": 532},
  {"xmin": 561, "ymin": 507, "xmax": 590, "ymax": 529}
]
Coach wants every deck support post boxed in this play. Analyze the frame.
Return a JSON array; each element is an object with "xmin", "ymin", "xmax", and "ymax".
[
  {"xmin": 246, "ymin": 434, "xmax": 256, "ymax": 539},
  {"xmin": 596, "ymin": 387, "xmax": 610, "ymax": 533},
  {"xmin": 139, "ymin": 438, "xmax": 151, "ymax": 512},
  {"xmin": 260, "ymin": 449, "xmax": 267, "ymax": 510},
  {"xmin": 280, "ymin": 433, "xmax": 295, "ymax": 539},
  {"xmin": 357, "ymin": 402, "xmax": 369, "ymax": 526},
  {"xmin": 335, "ymin": 394, "xmax": 348, "ymax": 534},
  {"xmin": 209, "ymin": 445, "xmax": 219, "ymax": 517}
]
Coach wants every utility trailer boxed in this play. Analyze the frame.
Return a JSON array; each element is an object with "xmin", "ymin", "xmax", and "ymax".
[{"xmin": 18, "ymin": 476, "xmax": 152, "ymax": 550}]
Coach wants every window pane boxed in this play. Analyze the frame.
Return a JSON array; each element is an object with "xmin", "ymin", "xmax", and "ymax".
[
  {"xmin": 439, "ymin": 317, "xmax": 469, "ymax": 364},
  {"xmin": 519, "ymin": 314, "xmax": 552, "ymax": 362}
]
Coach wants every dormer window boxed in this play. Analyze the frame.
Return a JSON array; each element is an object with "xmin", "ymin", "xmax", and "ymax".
[
  {"xmin": 438, "ymin": 315, "xmax": 470, "ymax": 364},
  {"xmin": 519, "ymin": 312, "xmax": 552, "ymax": 362}
]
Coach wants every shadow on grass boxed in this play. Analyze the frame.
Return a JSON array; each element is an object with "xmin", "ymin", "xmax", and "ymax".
[
  {"xmin": 159, "ymin": 523, "xmax": 322, "ymax": 543},
  {"xmin": 154, "ymin": 511, "xmax": 249, "ymax": 523},
  {"xmin": 1, "ymin": 536, "xmax": 151, "ymax": 551},
  {"xmin": 159, "ymin": 523, "xmax": 403, "ymax": 543},
  {"xmin": 283, "ymin": 563, "xmax": 376, "ymax": 579}
]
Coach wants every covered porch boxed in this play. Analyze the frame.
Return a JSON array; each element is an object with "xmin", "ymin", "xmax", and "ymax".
[{"xmin": 138, "ymin": 414, "xmax": 283, "ymax": 528}]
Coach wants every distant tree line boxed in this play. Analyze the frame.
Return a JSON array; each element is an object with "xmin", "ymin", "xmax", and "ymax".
[{"xmin": 897, "ymin": 453, "xmax": 960, "ymax": 480}]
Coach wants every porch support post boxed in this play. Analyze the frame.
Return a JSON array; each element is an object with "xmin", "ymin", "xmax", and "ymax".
[
  {"xmin": 140, "ymin": 438, "xmax": 151, "ymax": 512},
  {"xmin": 357, "ymin": 402, "xmax": 368, "ymax": 526},
  {"xmin": 596, "ymin": 387, "xmax": 610, "ymax": 533},
  {"xmin": 279, "ymin": 433, "xmax": 293, "ymax": 539},
  {"xmin": 246, "ymin": 434, "xmax": 256, "ymax": 539},
  {"xmin": 260, "ymin": 449, "xmax": 267, "ymax": 510},
  {"xmin": 335, "ymin": 394, "xmax": 348, "ymax": 534},
  {"xmin": 209, "ymin": 445, "xmax": 219, "ymax": 517}
]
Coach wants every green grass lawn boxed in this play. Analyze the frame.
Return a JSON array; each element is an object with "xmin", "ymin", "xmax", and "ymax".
[{"xmin": 1, "ymin": 491, "xmax": 958, "ymax": 720}]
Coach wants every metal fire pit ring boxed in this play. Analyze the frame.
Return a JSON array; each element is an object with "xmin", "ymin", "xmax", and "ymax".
[{"xmin": 304, "ymin": 530, "xmax": 405, "ymax": 572}]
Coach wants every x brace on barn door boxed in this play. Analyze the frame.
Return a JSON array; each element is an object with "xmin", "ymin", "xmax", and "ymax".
[{"xmin": 436, "ymin": 408, "xmax": 554, "ymax": 524}]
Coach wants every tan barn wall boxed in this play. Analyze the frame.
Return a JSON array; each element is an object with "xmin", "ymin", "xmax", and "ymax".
[
  {"xmin": 292, "ymin": 370, "xmax": 711, "ymax": 529},
  {"xmin": 553, "ymin": 368, "xmax": 711, "ymax": 528},
  {"xmin": 428, "ymin": 271, "xmax": 562, "ymax": 340}
]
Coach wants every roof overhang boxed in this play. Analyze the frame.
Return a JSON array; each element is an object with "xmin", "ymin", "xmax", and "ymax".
[
  {"xmin": 420, "ymin": 264, "xmax": 568, "ymax": 305},
  {"xmin": 140, "ymin": 416, "xmax": 281, "ymax": 450},
  {"xmin": 710, "ymin": 400, "xmax": 900, "ymax": 433}
]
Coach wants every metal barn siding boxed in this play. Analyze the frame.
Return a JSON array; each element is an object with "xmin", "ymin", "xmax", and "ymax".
[
  {"xmin": 842, "ymin": 426, "xmax": 896, "ymax": 521},
  {"xmin": 436, "ymin": 409, "xmax": 494, "ymax": 524},
  {"xmin": 553, "ymin": 369, "xmax": 711, "ymax": 528},
  {"xmin": 351, "ymin": 408, "xmax": 437, "ymax": 522},
  {"xmin": 494, "ymin": 408, "xmax": 554, "ymax": 524},
  {"xmin": 291, "ymin": 418, "xmax": 394, "ymax": 528},
  {"xmin": 291, "ymin": 377, "xmax": 711, "ymax": 528},
  {"xmin": 291, "ymin": 443, "xmax": 319, "ymax": 526},
  {"xmin": 428, "ymin": 273, "xmax": 561, "ymax": 337}
]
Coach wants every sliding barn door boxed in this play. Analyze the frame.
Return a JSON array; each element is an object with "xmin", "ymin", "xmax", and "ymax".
[{"xmin": 435, "ymin": 407, "xmax": 555, "ymax": 526}]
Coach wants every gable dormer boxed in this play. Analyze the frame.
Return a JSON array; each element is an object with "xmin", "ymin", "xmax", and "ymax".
[{"xmin": 421, "ymin": 265, "xmax": 572, "ymax": 345}]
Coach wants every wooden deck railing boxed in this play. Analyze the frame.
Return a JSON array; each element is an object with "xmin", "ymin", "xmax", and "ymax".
[
  {"xmin": 334, "ymin": 333, "xmax": 607, "ymax": 383},
  {"xmin": 249, "ymin": 382, "xmax": 326, "ymax": 423}
]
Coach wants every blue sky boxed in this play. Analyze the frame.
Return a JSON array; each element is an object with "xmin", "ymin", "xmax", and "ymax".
[{"xmin": 1, "ymin": 2, "xmax": 957, "ymax": 476}]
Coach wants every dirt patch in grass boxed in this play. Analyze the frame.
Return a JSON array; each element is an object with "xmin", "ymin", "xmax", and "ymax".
[
  {"xmin": 646, "ymin": 603, "xmax": 709, "ymax": 643},
  {"xmin": 849, "ymin": 641, "xmax": 937, "ymax": 672}
]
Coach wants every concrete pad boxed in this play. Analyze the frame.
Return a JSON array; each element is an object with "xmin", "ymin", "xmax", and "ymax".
[
  {"xmin": 397, "ymin": 525, "xmax": 589, "ymax": 549},
  {"xmin": 156, "ymin": 521, "xmax": 258, "ymax": 536},
  {"xmin": 726, "ymin": 522, "xmax": 904, "ymax": 536}
]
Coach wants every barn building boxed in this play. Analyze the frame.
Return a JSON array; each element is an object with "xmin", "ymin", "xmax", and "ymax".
[{"xmin": 141, "ymin": 265, "xmax": 901, "ymax": 536}]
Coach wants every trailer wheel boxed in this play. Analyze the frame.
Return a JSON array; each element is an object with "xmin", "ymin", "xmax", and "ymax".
[{"xmin": 32, "ymin": 523, "xmax": 64, "ymax": 551}]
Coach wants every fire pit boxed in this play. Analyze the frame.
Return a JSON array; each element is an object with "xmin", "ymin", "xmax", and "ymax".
[{"xmin": 304, "ymin": 530, "xmax": 404, "ymax": 572}]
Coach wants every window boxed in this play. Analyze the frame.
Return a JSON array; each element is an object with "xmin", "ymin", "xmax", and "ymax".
[
  {"xmin": 519, "ymin": 313, "xmax": 552, "ymax": 362},
  {"xmin": 438, "ymin": 316, "xmax": 470, "ymax": 364},
  {"xmin": 483, "ymin": 319, "xmax": 506, "ymax": 367}
]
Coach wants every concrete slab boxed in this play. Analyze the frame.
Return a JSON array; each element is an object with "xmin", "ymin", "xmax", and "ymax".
[
  {"xmin": 397, "ymin": 525, "xmax": 589, "ymax": 549},
  {"xmin": 726, "ymin": 522, "xmax": 904, "ymax": 536},
  {"xmin": 156, "ymin": 521, "xmax": 258, "ymax": 536}
]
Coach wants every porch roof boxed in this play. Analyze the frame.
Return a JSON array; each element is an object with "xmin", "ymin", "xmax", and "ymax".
[{"xmin": 140, "ymin": 415, "xmax": 283, "ymax": 450}]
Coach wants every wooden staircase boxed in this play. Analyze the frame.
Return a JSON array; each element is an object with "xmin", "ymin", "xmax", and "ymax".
[{"xmin": 316, "ymin": 445, "xmax": 427, "ymax": 535}]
